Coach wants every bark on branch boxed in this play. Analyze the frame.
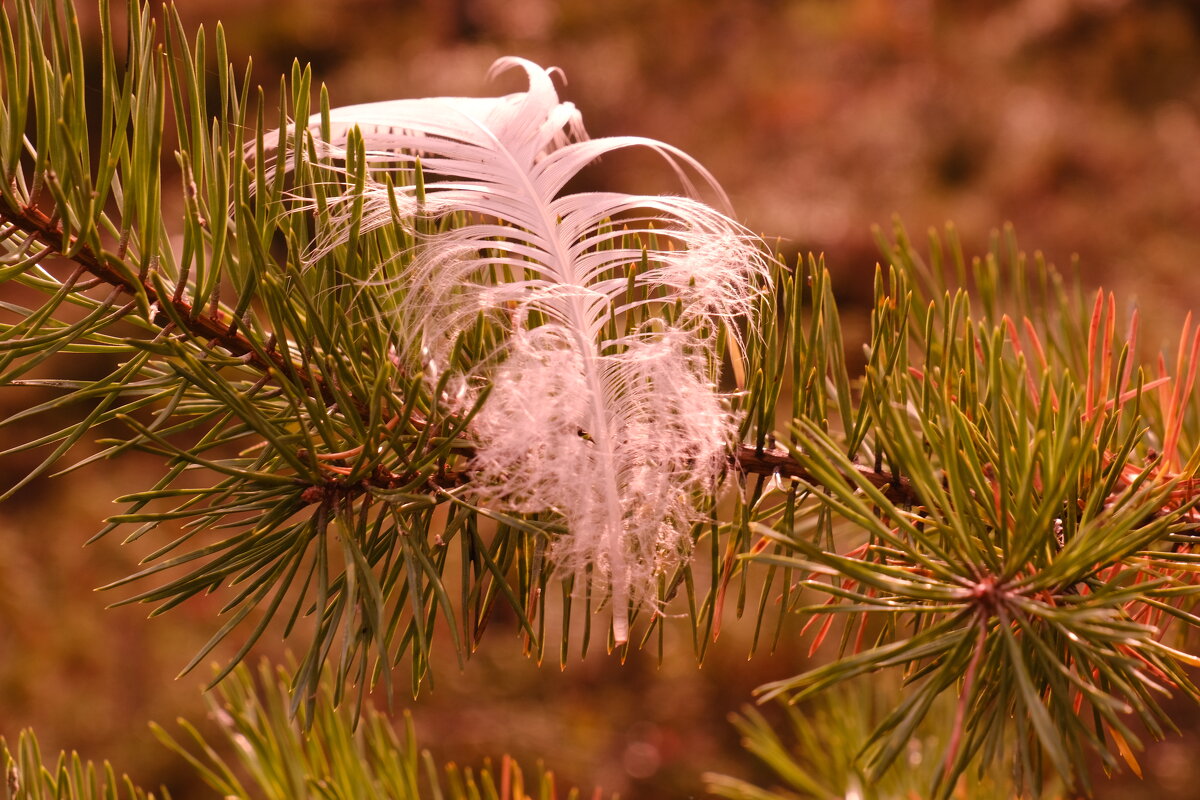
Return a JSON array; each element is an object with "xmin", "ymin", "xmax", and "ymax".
[
  {"xmin": 4, "ymin": 201, "xmax": 918, "ymax": 507},
  {"xmin": 5, "ymin": 203, "xmax": 317, "ymax": 391}
]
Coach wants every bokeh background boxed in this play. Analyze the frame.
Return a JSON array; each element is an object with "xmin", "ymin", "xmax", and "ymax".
[{"xmin": 4, "ymin": 0, "xmax": 1200, "ymax": 798}]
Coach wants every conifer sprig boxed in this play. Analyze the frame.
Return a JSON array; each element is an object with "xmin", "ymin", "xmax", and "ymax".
[
  {"xmin": 0, "ymin": 0, "xmax": 790, "ymax": 703},
  {"xmin": 750, "ymin": 226, "xmax": 1200, "ymax": 797},
  {"xmin": 0, "ymin": 0, "xmax": 506, "ymax": 706}
]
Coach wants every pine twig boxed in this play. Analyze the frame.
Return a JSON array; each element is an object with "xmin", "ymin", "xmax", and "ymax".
[
  {"xmin": 3, "ymin": 201, "xmax": 314, "ymax": 392},
  {"xmin": 733, "ymin": 443, "xmax": 916, "ymax": 504},
  {"xmin": 8, "ymin": 198, "xmax": 917, "ymax": 512}
]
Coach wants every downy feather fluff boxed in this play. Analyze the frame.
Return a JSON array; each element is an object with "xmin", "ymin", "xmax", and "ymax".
[{"xmin": 283, "ymin": 58, "xmax": 768, "ymax": 642}]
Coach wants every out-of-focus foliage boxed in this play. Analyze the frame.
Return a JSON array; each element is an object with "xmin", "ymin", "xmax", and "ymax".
[
  {"xmin": 706, "ymin": 681, "xmax": 1054, "ymax": 800},
  {"xmin": 155, "ymin": 661, "xmax": 605, "ymax": 800},
  {"xmin": 1, "ymin": 732, "xmax": 151, "ymax": 800},
  {"xmin": 2, "ymin": 661, "xmax": 601, "ymax": 800}
]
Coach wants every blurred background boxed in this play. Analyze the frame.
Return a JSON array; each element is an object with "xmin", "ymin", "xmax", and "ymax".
[{"xmin": 4, "ymin": 0, "xmax": 1200, "ymax": 797}]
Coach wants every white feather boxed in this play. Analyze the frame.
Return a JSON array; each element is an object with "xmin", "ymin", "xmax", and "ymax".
[{"xmin": 283, "ymin": 57, "xmax": 768, "ymax": 643}]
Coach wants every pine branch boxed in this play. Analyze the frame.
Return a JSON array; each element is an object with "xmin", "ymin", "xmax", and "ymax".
[
  {"xmin": 2, "ymin": 201, "xmax": 337, "ymax": 402},
  {"xmin": 734, "ymin": 443, "xmax": 917, "ymax": 505},
  {"xmin": 747, "ymin": 224, "xmax": 1200, "ymax": 798},
  {"xmin": 295, "ymin": 443, "xmax": 913, "ymax": 507},
  {"xmin": 8, "ymin": 194, "xmax": 913, "ymax": 511}
]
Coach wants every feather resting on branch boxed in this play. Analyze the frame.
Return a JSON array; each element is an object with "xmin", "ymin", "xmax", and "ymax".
[{"xmin": 270, "ymin": 57, "xmax": 769, "ymax": 642}]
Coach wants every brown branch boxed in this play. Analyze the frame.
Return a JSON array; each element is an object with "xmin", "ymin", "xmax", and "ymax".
[
  {"xmin": 298, "ymin": 443, "xmax": 917, "ymax": 508},
  {"xmin": 4, "ymin": 202, "xmax": 317, "ymax": 391},
  {"xmin": 734, "ymin": 443, "xmax": 918, "ymax": 505},
  {"xmin": 8, "ymin": 201, "xmax": 920, "ymax": 509},
  {"xmin": 300, "ymin": 465, "xmax": 469, "ymax": 505}
]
